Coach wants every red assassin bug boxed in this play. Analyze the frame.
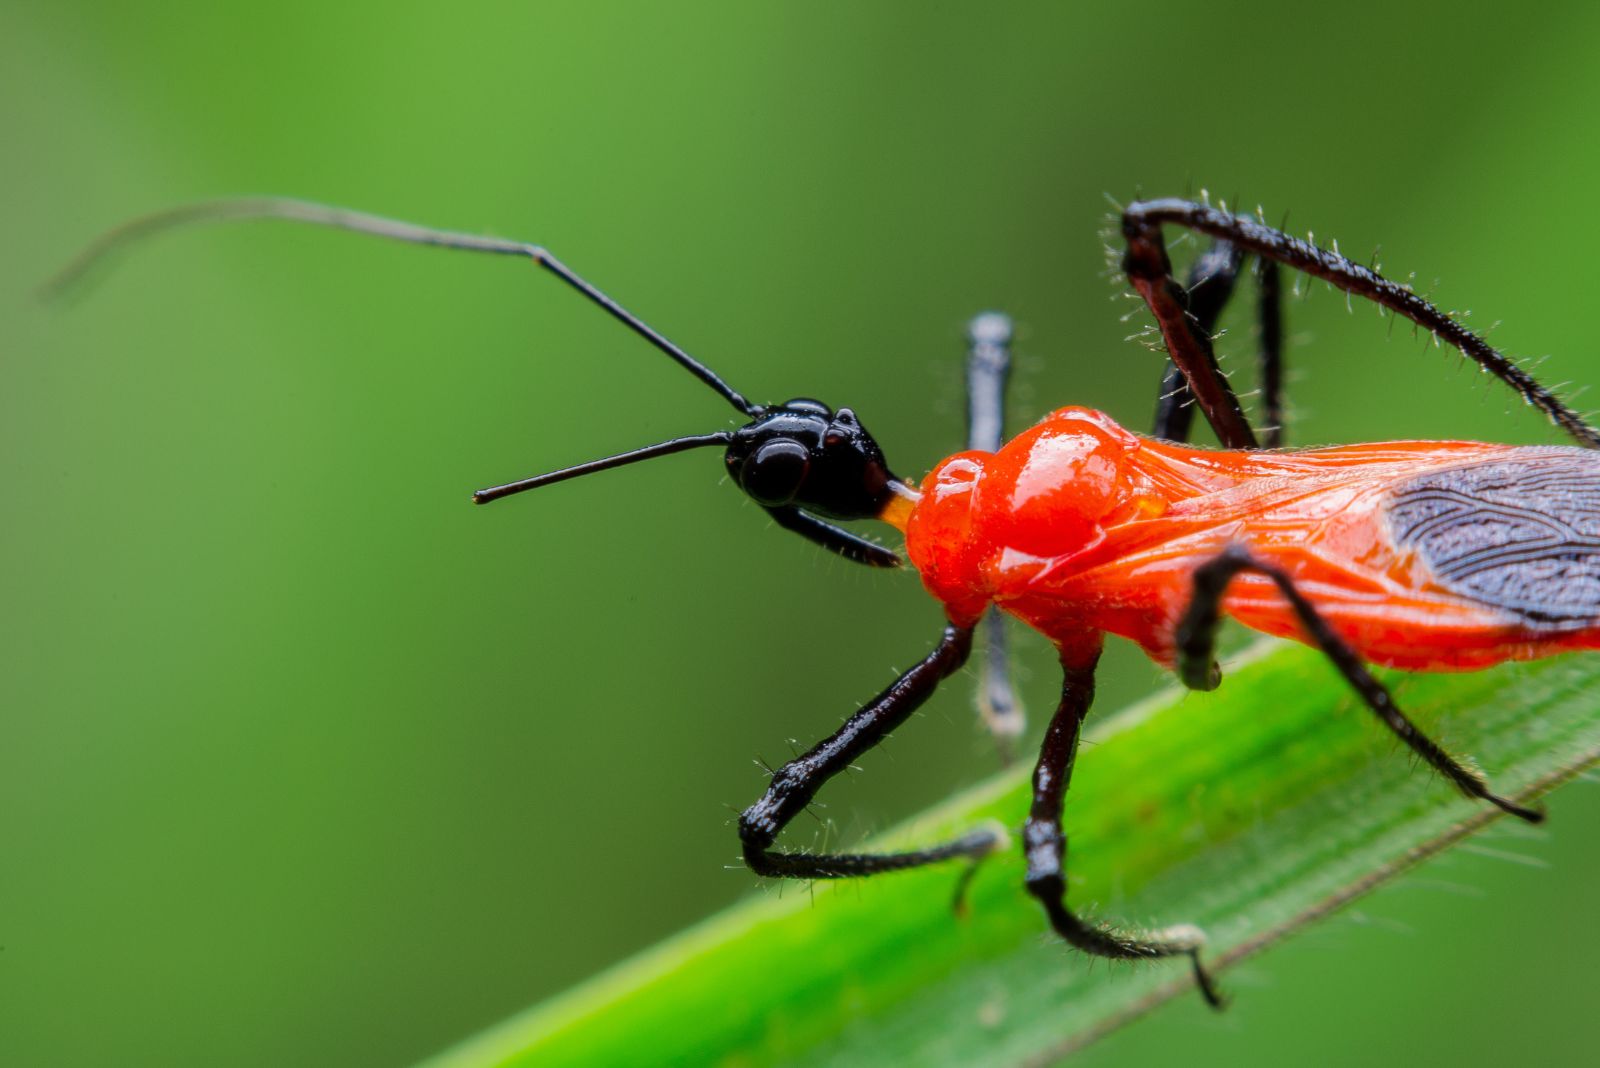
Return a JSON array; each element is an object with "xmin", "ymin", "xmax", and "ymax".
[{"xmin": 52, "ymin": 197, "xmax": 1600, "ymax": 1008}]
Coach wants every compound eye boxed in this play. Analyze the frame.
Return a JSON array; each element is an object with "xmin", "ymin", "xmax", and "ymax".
[{"xmin": 741, "ymin": 439, "xmax": 811, "ymax": 506}]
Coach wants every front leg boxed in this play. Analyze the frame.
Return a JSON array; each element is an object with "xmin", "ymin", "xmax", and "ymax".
[
  {"xmin": 763, "ymin": 504, "xmax": 901, "ymax": 568},
  {"xmin": 1023, "ymin": 650, "xmax": 1226, "ymax": 1008},
  {"xmin": 740, "ymin": 623, "xmax": 1005, "ymax": 879}
]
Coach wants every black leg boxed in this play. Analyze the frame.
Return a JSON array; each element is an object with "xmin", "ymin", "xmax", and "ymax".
[
  {"xmin": 764, "ymin": 504, "xmax": 901, "ymax": 568},
  {"xmin": 1124, "ymin": 219, "xmax": 1257, "ymax": 449},
  {"xmin": 966, "ymin": 311, "xmax": 1013, "ymax": 455},
  {"xmin": 1125, "ymin": 199, "xmax": 1600, "ymax": 449},
  {"xmin": 1023, "ymin": 651, "xmax": 1226, "ymax": 1008},
  {"xmin": 974, "ymin": 604, "xmax": 1024, "ymax": 760},
  {"xmin": 1175, "ymin": 545, "xmax": 1544, "ymax": 824},
  {"xmin": 966, "ymin": 313, "xmax": 1025, "ymax": 754},
  {"xmin": 1152, "ymin": 240, "xmax": 1244, "ymax": 444},
  {"xmin": 1148, "ymin": 237, "xmax": 1288, "ymax": 448},
  {"xmin": 740, "ymin": 623, "xmax": 1006, "ymax": 879}
]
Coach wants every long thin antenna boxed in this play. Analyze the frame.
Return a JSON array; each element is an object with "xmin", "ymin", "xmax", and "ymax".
[
  {"xmin": 46, "ymin": 197, "xmax": 758, "ymax": 416},
  {"xmin": 472, "ymin": 431, "xmax": 733, "ymax": 505}
]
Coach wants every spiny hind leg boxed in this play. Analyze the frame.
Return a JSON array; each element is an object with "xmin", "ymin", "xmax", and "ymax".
[
  {"xmin": 1123, "ymin": 198, "xmax": 1599, "ymax": 449},
  {"xmin": 1146, "ymin": 235, "xmax": 1285, "ymax": 448},
  {"xmin": 1174, "ymin": 544, "xmax": 1543, "ymax": 823}
]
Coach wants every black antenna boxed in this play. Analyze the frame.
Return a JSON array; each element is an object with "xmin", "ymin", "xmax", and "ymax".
[
  {"xmin": 45, "ymin": 197, "xmax": 759, "ymax": 417},
  {"xmin": 472, "ymin": 432, "xmax": 733, "ymax": 505}
]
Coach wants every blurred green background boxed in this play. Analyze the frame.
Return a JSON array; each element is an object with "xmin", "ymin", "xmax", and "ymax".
[{"xmin": 8, "ymin": 3, "xmax": 1600, "ymax": 1065}]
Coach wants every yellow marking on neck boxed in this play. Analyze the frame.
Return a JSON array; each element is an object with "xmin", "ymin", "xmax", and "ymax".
[{"xmin": 878, "ymin": 480, "xmax": 921, "ymax": 532}]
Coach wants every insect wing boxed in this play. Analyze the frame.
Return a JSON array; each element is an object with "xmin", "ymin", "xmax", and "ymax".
[{"xmin": 1386, "ymin": 448, "xmax": 1600, "ymax": 625}]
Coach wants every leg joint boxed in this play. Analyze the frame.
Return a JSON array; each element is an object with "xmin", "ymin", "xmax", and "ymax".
[{"xmin": 737, "ymin": 798, "xmax": 780, "ymax": 851}]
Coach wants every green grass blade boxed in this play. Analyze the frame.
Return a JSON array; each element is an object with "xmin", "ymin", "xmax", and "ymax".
[{"xmin": 419, "ymin": 643, "xmax": 1600, "ymax": 1067}]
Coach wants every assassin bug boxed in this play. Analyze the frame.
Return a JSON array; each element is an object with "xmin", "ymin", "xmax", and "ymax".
[{"xmin": 52, "ymin": 196, "xmax": 1600, "ymax": 1009}]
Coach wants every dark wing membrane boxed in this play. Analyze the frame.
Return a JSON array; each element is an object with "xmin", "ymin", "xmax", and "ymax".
[{"xmin": 1386, "ymin": 447, "xmax": 1600, "ymax": 624}]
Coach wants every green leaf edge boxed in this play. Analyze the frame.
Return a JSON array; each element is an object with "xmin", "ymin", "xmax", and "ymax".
[{"xmin": 418, "ymin": 641, "xmax": 1600, "ymax": 1068}]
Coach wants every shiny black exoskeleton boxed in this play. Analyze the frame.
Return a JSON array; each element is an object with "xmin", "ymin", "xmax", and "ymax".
[
  {"xmin": 723, "ymin": 399, "xmax": 903, "ymax": 568},
  {"xmin": 725, "ymin": 399, "xmax": 895, "ymax": 516}
]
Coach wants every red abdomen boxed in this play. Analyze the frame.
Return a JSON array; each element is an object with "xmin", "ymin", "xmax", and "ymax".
[{"xmin": 891, "ymin": 407, "xmax": 1600, "ymax": 672}]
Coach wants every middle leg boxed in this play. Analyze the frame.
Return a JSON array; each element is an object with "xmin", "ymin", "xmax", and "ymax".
[
  {"xmin": 966, "ymin": 312, "xmax": 1026, "ymax": 756},
  {"xmin": 1023, "ymin": 648, "xmax": 1226, "ymax": 1008}
]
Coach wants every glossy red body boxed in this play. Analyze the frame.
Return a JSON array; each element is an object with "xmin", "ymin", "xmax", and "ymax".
[{"xmin": 884, "ymin": 406, "xmax": 1600, "ymax": 672}]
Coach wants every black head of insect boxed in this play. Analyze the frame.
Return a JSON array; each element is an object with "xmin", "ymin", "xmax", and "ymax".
[
  {"xmin": 474, "ymin": 395, "xmax": 904, "ymax": 569},
  {"xmin": 45, "ymin": 198, "xmax": 909, "ymax": 567},
  {"xmin": 723, "ymin": 400, "xmax": 895, "ymax": 518}
]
